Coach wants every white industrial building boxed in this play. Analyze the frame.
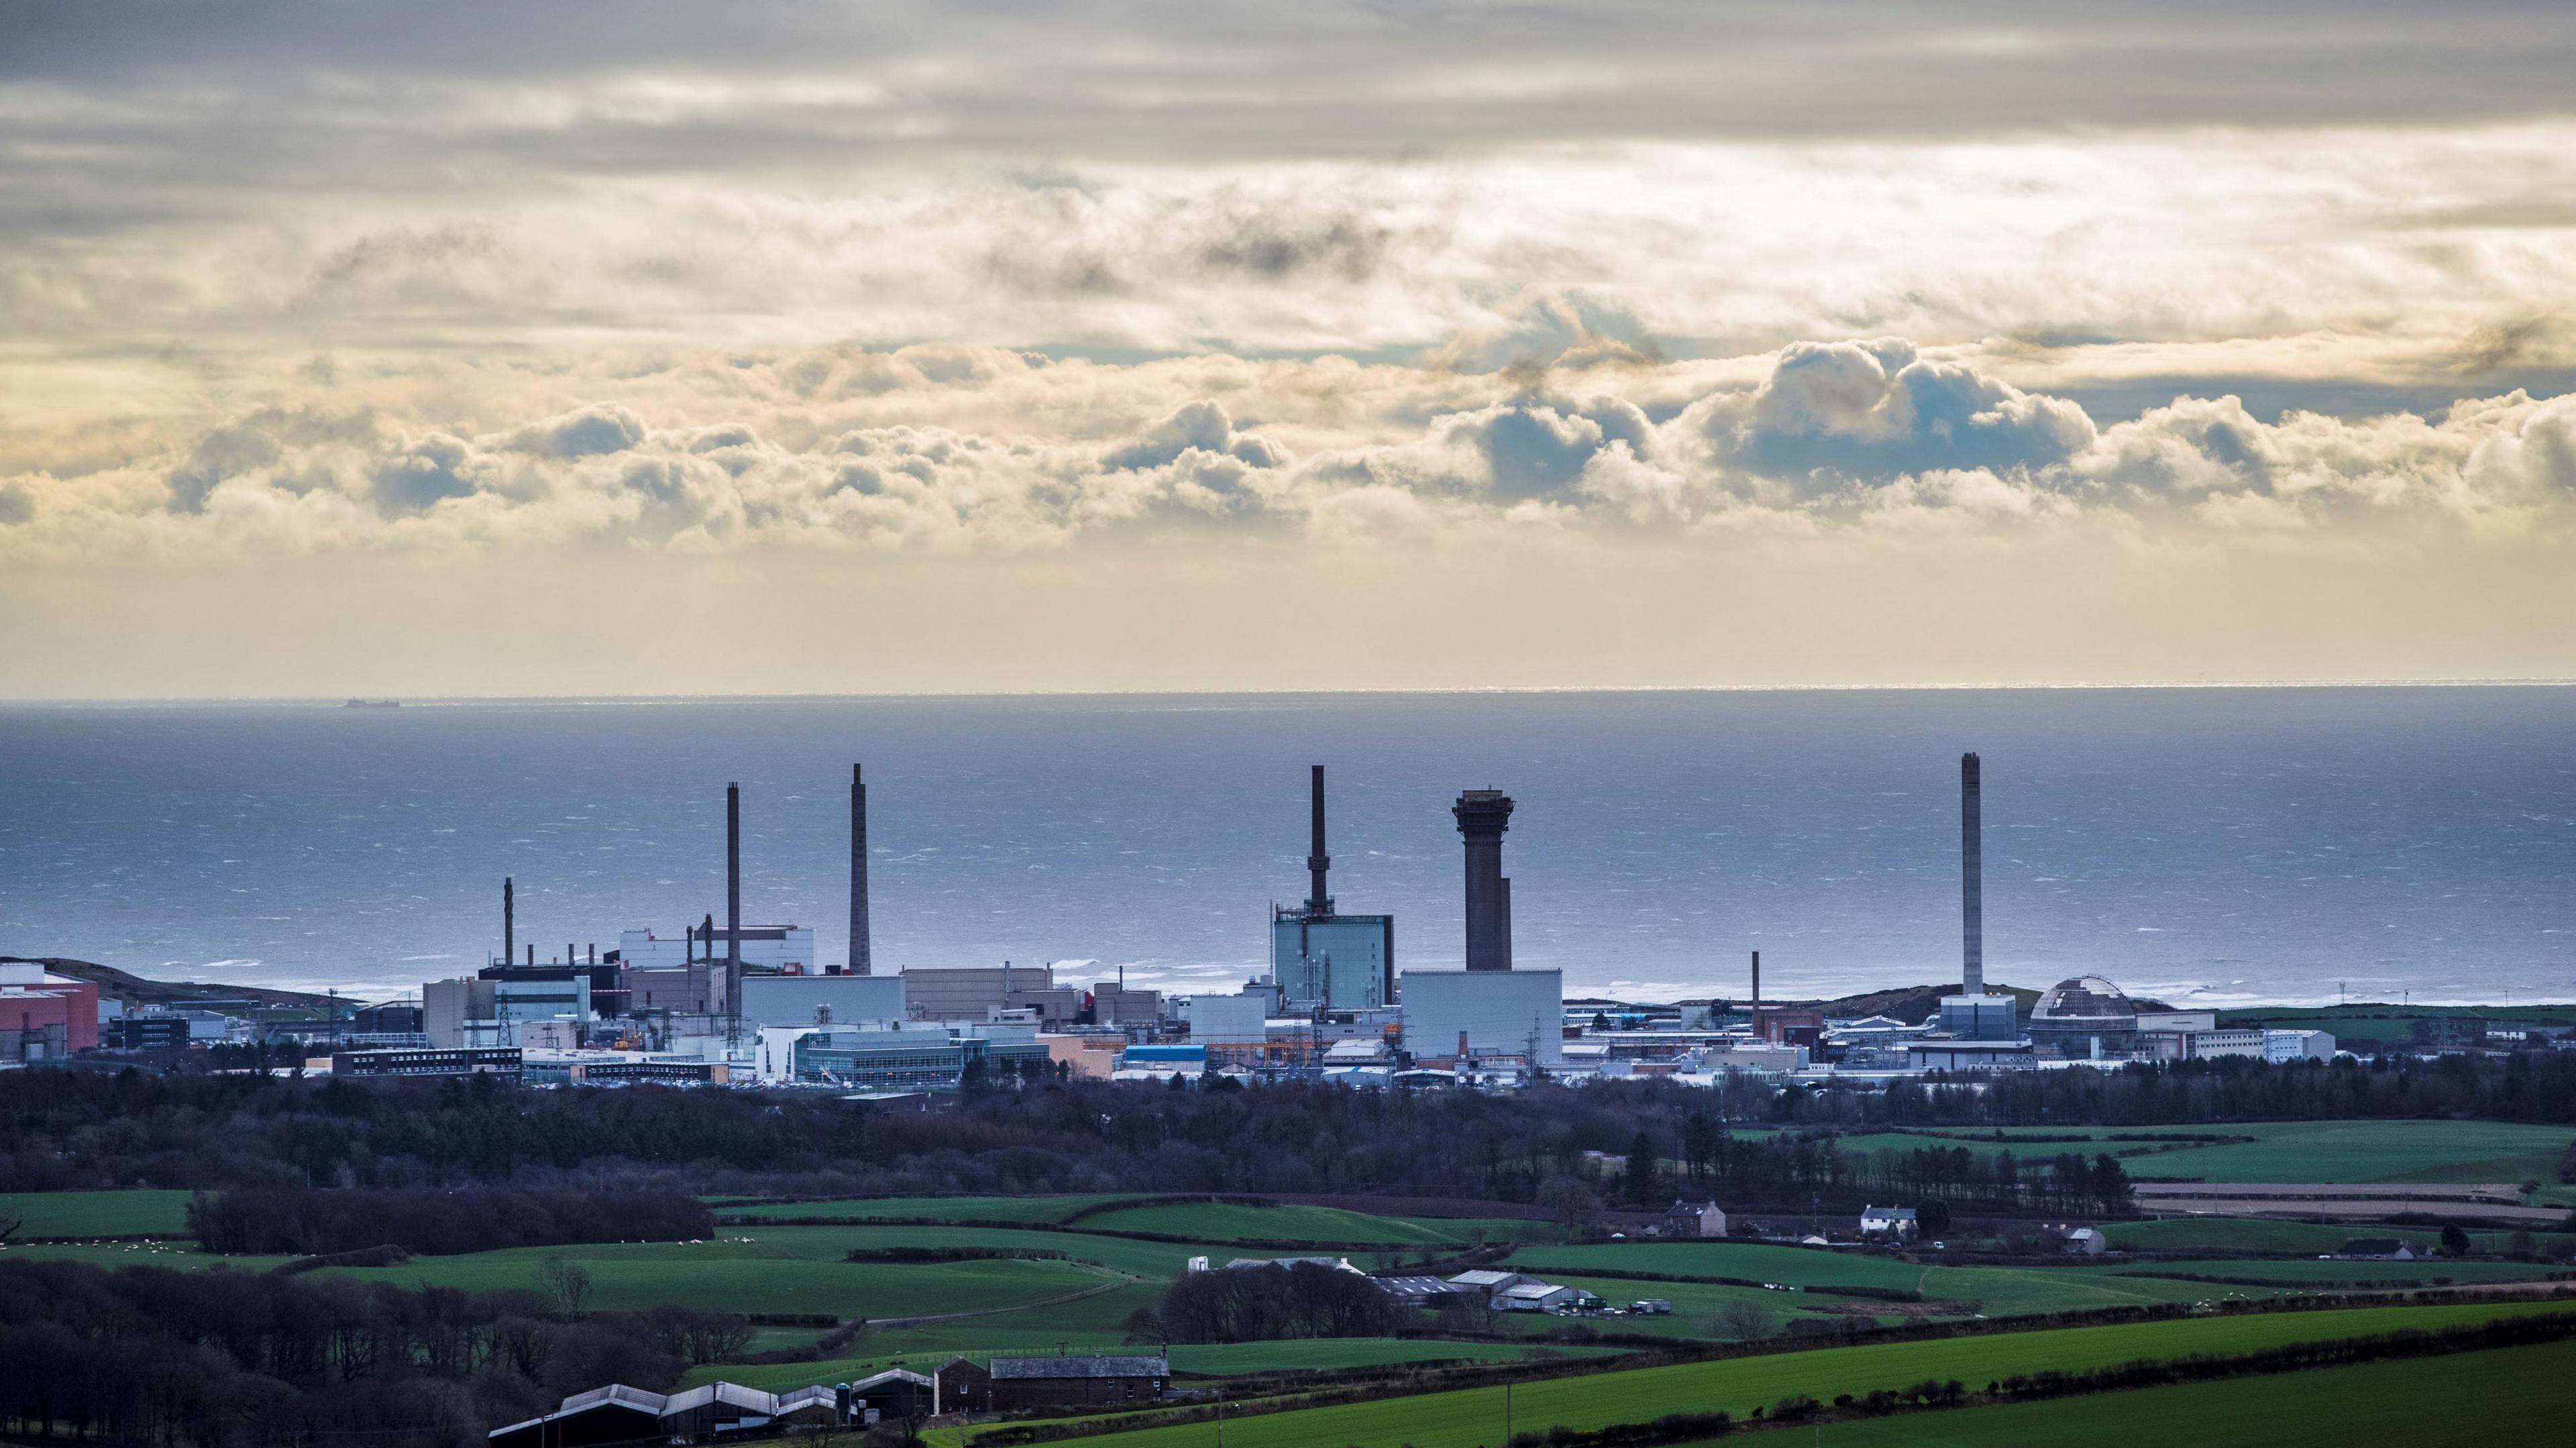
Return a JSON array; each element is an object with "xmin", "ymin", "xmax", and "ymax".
[
  {"xmin": 1398, "ymin": 969, "xmax": 1564, "ymax": 1067},
  {"xmin": 739, "ymin": 972, "xmax": 904, "ymax": 1029}
]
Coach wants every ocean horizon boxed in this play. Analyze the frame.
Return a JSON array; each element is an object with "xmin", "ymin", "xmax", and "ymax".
[{"xmin": 4, "ymin": 685, "xmax": 2571, "ymax": 1009}]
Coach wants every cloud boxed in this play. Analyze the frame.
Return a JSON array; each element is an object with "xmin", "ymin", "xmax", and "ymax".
[
  {"xmin": 506, "ymin": 403, "xmax": 647, "ymax": 459},
  {"xmin": 1685, "ymin": 339, "xmax": 2097, "ymax": 489},
  {"xmin": 5, "ymin": 340, "xmax": 2571, "ymax": 570}
]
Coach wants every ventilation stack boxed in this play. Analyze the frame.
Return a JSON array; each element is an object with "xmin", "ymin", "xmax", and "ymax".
[
  {"xmin": 850, "ymin": 763, "xmax": 872, "ymax": 975},
  {"xmin": 725, "ymin": 781, "xmax": 742, "ymax": 1026},
  {"xmin": 1962, "ymin": 752, "xmax": 1984, "ymax": 998},
  {"xmin": 1305, "ymin": 764, "xmax": 1332, "ymax": 915},
  {"xmin": 1452, "ymin": 789, "xmax": 1515, "ymax": 971},
  {"xmin": 502, "ymin": 877, "xmax": 514, "ymax": 968}
]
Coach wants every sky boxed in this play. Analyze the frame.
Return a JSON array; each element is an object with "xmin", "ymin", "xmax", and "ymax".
[{"xmin": 6, "ymin": 1, "xmax": 2576, "ymax": 698}]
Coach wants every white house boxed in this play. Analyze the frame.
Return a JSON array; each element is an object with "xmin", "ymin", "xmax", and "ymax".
[
  {"xmin": 1664, "ymin": 1200, "xmax": 1727, "ymax": 1237},
  {"xmin": 1859, "ymin": 1205, "xmax": 1918, "ymax": 1237}
]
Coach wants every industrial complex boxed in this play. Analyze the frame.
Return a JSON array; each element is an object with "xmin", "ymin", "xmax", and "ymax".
[{"xmin": 19, "ymin": 751, "xmax": 2415, "ymax": 1081}]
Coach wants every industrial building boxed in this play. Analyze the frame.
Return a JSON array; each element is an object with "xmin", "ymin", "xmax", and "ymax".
[
  {"xmin": 754, "ymin": 1019, "xmax": 1049, "ymax": 1088},
  {"xmin": 331, "ymin": 1046, "xmax": 523, "ymax": 1078},
  {"xmin": 2027, "ymin": 976, "xmax": 2141, "ymax": 1056},
  {"xmin": 737, "ymin": 970, "xmax": 904, "ymax": 1029},
  {"xmin": 1272, "ymin": 766, "xmax": 1396, "ymax": 1011},
  {"xmin": 902, "ymin": 963, "xmax": 1079, "ymax": 1025},
  {"xmin": 1, "ymin": 963, "xmax": 99, "ymax": 1061},
  {"xmin": 1400, "ymin": 968, "xmax": 1564, "ymax": 1068}
]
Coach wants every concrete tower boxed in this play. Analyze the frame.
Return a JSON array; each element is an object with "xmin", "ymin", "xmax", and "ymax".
[
  {"xmin": 1305, "ymin": 764, "xmax": 1332, "ymax": 914},
  {"xmin": 725, "ymin": 781, "xmax": 742, "ymax": 1019},
  {"xmin": 850, "ymin": 763, "xmax": 871, "ymax": 975},
  {"xmin": 1453, "ymin": 789, "xmax": 1515, "ymax": 972},
  {"xmin": 502, "ymin": 876, "xmax": 514, "ymax": 968},
  {"xmin": 1961, "ymin": 752, "xmax": 1983, "ymax": 997}
]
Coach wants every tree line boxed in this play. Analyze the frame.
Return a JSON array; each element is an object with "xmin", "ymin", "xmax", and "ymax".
[
  {"xmin": 187, "ymin": 1185, "xmax": 715, "ymax": 1256},
  {"xmin": 0, "ymin": 1257, "xmax": 755, "ymax": 1447},
  {"xmin": 3, "ymin": 1052, "xmax": 2569, "ymax": 1211},
  {"xmin": 1128, "ymin": 1261, "xmax": 1402, "ymax": 1344}
]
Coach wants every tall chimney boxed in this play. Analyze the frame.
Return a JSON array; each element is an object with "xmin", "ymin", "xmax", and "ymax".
[
  {"xmin": 726, "ymin": 781, "xmax": 742, "ymax": 1019},
  {"xmin": 851, "ymin": 763, "xmax": 871, "ymax": 975},
  {"xmin": 502, "ymin": 877, "xmax": 514, "ymax": 968},
  {"xmin": 1453, "ymin": 789, "xmax": 1515, "ymax": 971},
  {"xmin": 1305, "ymin": 765, "xmax": 1332, "ymax": 915},
  {"xmin": 1962, "ymin": 752, "xmax": 1984, "ymax": 997},
  {"xmin": 1750, "ymin": 950, "xmax": 1762, "ymax": 1038}
]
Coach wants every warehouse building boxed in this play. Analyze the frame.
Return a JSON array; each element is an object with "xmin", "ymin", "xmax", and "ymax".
[{"xmin": 987, "ymin": 1355, "xmax": 1168, "ymax": 1410}]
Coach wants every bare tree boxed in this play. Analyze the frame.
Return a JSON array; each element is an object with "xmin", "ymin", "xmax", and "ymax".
[
  {"xmin": 540, "ymin": 1256, "xmax": 594, "ymax": 1319},
  {"xmin": 1536, "ymin": 1176, "xmax": 1603, "ymax": 1234},
  {"xmin": 0, "ymin": 1212, "xmax": 21, "ymax": 1245},
  {"xmin": 1708, "ymin": 1299, "xmax": 1775, "ymax": 1342}
]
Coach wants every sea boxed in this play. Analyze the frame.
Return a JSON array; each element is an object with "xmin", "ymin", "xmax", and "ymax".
[{"xmin": 1, "ymin": 687, "xmax": 2571, "ymax": 1008}]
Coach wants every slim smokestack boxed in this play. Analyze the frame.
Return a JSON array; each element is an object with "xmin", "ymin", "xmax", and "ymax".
[
  {"xmin": 1453, "ymin": 789, "xmax": 1515, "ymax": 971},
  {"xmin": 502, "ymin": 877, "xmax": 514, "ymax": 967},
  {"xmin": 1962, "ymin": 752, "xmax": 1984, "ymax": 997},
  {"xmin": 726, "ymin": 781, "xmax": 742, "ymax": 1017},
  {"xmin": 1305, "ymin": 765, "xmax": 1332, "ymax": 915},
  {"xmin": 1750, "ymin": 950, "xmax": 1761, "ymax": 1036},
  {"xmin": 851, "ymin": 763, "xmax": 872, "ymax": 975}
]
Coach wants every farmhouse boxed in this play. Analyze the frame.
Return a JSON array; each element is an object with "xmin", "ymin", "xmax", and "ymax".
[
  {"xmin": 2339, "ymin": 1239, "xmax": 2418, "ymax": 1260},
  {"xmin": 1859, "ymin": 1205, "xmax": 1918, "ymax": 1238},
  {"xmin": 1664, "ymin": 1200, "xmax": 1727, "ymax": 1237}
]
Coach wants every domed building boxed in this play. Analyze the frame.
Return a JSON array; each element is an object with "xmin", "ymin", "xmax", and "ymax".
[{"xmin": 2027, "ymin": 975, "xmax": 2139, "ymax": 1056}]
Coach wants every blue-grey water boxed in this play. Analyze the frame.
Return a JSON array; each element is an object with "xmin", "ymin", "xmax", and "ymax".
[{"xmin": 1, "ymin": 689, "xmax": 2571, "ymax": 1007}]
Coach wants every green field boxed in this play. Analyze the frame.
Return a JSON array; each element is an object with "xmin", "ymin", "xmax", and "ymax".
[
  {"xmin": 2104, "ymin": 1217, "xmax": 2432, "ymax": 1255},
  {"xmin": 318, "ymin": 1231, "xmax": 1120, "ymax": 1319},
  {"xmin": 693, "ymin": 1339, "xmax": 1625, "ymax": 1392},
  {"xmin": 2123, "ymin": 1120, "xmax": 2573, "ymax": 1185},
  {"xmin": 1008, "ymin": 1301, "xmax": 2572, "ymax": 1448},
  {"xmin": 1845, "ymin": 1119, "xmax": 2573, "ymax": 1184},
  {"xmin": 0, "ymin": 1239, "xmax": 297, "ymax": 1272},
  {"xmin": 1737, "ymin": 1336, "xmax": 2576, "ymax": 1447},
  {"xmin": 714, "ymin": 1196, "xmax": 1130, "ymax": 1224},
  {"xmin": 2113, "ymin": 1257, "xmax": 2567, "ymax": 1287},
  {"xmin": 0, "ymin": 1188, "xmax": 194, "ymax": 1237},
  {"xmin": 1505, "ymin": 1242, "xmax": 1924, "ymax": 1290},
  {"xmin": 1070, "ymin": 1202, "xmax": 1468, "ymax": 1245}
]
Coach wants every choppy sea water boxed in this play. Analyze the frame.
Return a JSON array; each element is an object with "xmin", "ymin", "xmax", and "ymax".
[{"xmin": 1, "ymin": 687, "xmax": 2571, "ymax": 1007}]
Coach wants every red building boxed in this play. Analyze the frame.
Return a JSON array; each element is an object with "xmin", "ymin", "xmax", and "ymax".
[{"xmin": 1, "ymin": 964, "xmax": 100, "ymax": 1058}]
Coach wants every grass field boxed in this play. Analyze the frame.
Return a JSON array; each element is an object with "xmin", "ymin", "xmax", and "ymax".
[
  {"xmin": 2113, "ymin": 1258, "xmax": 2567, "ymax": 1286},
  {"xmin": 318, "ymin": 1231, "xmax": 1122, "ymax": 1319},
  {"xmin": 2123, "ymin": 1120, "xmax": 2573, "ymax": 1185},
  {"xmin": 714, "ymin": 1196, "xmax": 1130, "ymax": 1224},
  {"xmin": 2104, "ymin": 1217, "xmax": 2430, "ymax": 1255},
  {"xmin": 0, "ymin": 1239, "xmax": 297, "ymax": 1272},
  {"xmin": 1068, "ymin": 1202, "xmax": 1472, "ymax": 1245},
  {"xmin": 1504, "ymin": 1243, "xmax": 1925, "ymax": 1290},
  {"xmin": 1000, "ymin": 1300, "xmax": 2572, "ymax": 1448},
  {"xmin": 0, "ymin": 1188, "xmax": 194, "ymax": 1237},
  {"xmin": 690, "ymin": 1339, "xmax": 1627, "ymax": 1392},
  {"xmin": 1727, "ymin": 1337, "xmax": 2576, "ymax": 1446},
  {"xmin": 1829, "ymin": 1120, "xmax": 2575, "ymax": 1186}
]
